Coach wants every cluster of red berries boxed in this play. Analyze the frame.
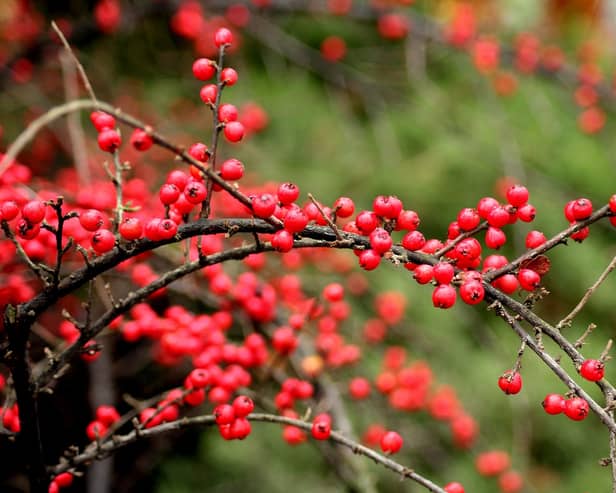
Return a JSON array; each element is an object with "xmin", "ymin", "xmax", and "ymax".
[
  {"xmin": 213, "ymin": 395, "xmax": 254, "ymax": 440},
  {"xmin": 85, "ymin": 405, "xmax": 120, "ymax": 441},
  {"xmin": 193, "ymin": 28, "xmax": 244, "ymax": 143},
  {"xmin": 91, "ymin": 111, "xmax": 121, "ymax": 153},
  {"xmin": 475, "ymin": 450, "xmax": 523, "ymax": 493}
]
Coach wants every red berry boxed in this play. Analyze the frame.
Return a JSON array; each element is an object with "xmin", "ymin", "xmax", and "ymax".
[
  {"xmin": 355, "ymin": 210, "xmax": 379, "ymax": 234},
  {"xmin": 358, "ymin": 249, "xmax": 381, "ymax": 270},
  {"xmin": 187, "ymin": 368, "xmax": 210, "ymax": 388},
  {"xmin": 349, "ymin": 377, "xmax": 371, "ymax": 399},
  {"xmin": 494, "ymin": 273, "xmax": 519, "ymax": 294},
  {"xmin": 377, "ymin": 13, "xmax": 409, "ymax": 40},
  {"xmin": 283, "ymin": 425, "xmax": 306, "ymax": 445},
  {"xmin": 91, "ymin": 229, "xmax": 115, "ymax": 254},
  {"xmin": 413, "ymin": 264, "xmax": 434, "ymax": 285},
  {"xmin": 506, "ymin": 185, "xmax": 529, "ymax": 207},
  {"xmin": 542, "ymin": 393, "xmax": 565, "ymax": 415},
  {"xmin": 90, "ymin": 111, "xmax": 115, "ymax": 131},
  {"xmin": 54, "ymin": 472, "xmax": 74, "ymax": 488},
  {"xmin": 459, "ymin": 280, "xmax": 485, "ymax": 305},
  {"xmin": 497, "ymin": 370, "xmax": 522, "ymax": 395},
  {"xmin": 372, "ymin": 195, "xmax": 402, "ymax": 219},
  {"xmin": 271, "ymin": 229, "xmax": 294, "ymax": 252},
  {"xmin": 214, "ymin": 404, "xmax": 235, "ymax": 425},
  {"xmin": 218, "ymin": 103, "xmax": 239, "ymax": 123},
  {"xmin": 477, "ymin": 196, "xmax": 499, "ymax": 219},
  {"xmin": 184, "ymin": 388, "xmax": 206, "ymax": 407},
  {"xmin": 86, "ymin": 420, "xmax": 108, "ymax": 440},
  {"xmin": 224, "ymin": 121, "xmax": 245, "ymax": 142},
  {"xmin": 609, "ymin": 194, "xmax": 616, "ymax": 213},
  {"xmin": 277, "ymin": 182, "xmax": 300, "ymax": 205},
  {"xmin": 97, "ymin": 129, "xmax": 121, "ymax": 153},
  {"xmin": 272, "ymin": 326, "xmax": 298, "ymax": 354},
  {"xmin": 487, "ymin": 206, "xmax": 509, "ymax": 228},
  {"xmin": 95, "ymin": 406, "xmax": 120, "ymax": 426},
  {"xmin": 22, "ymin": 200, "xmax": 46, "ymax": 224},
  {"xmin": 516, "ymin": 203, "xmax": 536, "ymax": 222},
  {"xmin": 214, "ymin": 27, "xmax": 233, "ymax": 47},
  {"xmin": 369, "ymin": 228, "xmax": 392, "ymax": 254},
  {"xmin": 518, "ymin": 268, "xmax": 540, "ymax": 291},
  {"xmin": 433, "ymin": 262, "xmax": 455, "ymax": 285},
  {"xmin": 333, "ymin": 197, "xmax": 355, "ymax": 218},
  {"xmin": 457, "ymin": 208, "xmax": 480, "ymax": 231},
  {"xmin": 192, "ymin": 58, "xmax": 216, "ymax": 80},
  {"xmin": 444, "ymin": 482, "xmax": 465, "ymax": 493},
  {"xmin": 311, "ymin": 414, "xmax": 332, "ymax": 440},
  {"xmin": 189, "ymin": 142, "xmax": 209, "ymax": 162},
  {"xmin": 252, "ymin": 194, "xmax": 277, "ymax": 218},
  {"xmin": 396, "ymin": 209, "xmax": 420, "ymax": 231},
  {"xmin": 485, "ymin": 227, "xmax": 506, "ymax": 249},
  {"xmin": 200, "ymin": 84, "xmax": 218, "ymax": 104},
  {"xmin": 570, "ymin": 223, "xmax": 590, "ymax": 242},
  {"xmin": 221, "ymin": 67, "xmax": 238, "ymax": 86},
  {"xmin": 230, "ymin": 417, "xmax": 251, "ymax": 439},
  {"xmin": 130, "ymin": 128, "xmax": 153, "ymax": 151},
  {"xmin": 565, "ymin": 398, "xmax": 589, "ymax": 422},
  {"xmin": 159, "ymin": 183, "xmax": 181, "ymax": 205},
  {"xmin": 525, "ymin": 230, "xmax": 546, "ymax": 248},
  {"xmin": 579, "ymin": 359, "xmax": 605, "ymax": 381},
  {"xmin": 232, "ymin": 395, "xmax": 255, "ymax": 417},
  {"xmin": 118, "ymin": 217, "xmax": 143, "ymax": 241},
  {"xmin": 184, "ymin": 181, "xmax": 208, "ymax": 204},
  {"xmin": 432, "ymin": 284, "xmax": 456, "ymax": 309},
  {"xmin": 380, "ymin": 430, "xmax": 403, "ymax": 454},
  {"xmin": 402, "ymin": 230, "xmax": 426, "ymax": 251},
  {"xmin": 570, "ymin": 198, "xmax": 593, "ymax": 220},
  {"xmin": 0, "ymin": 201, "xmax": 19, "ymax": 220},
  {"xmin": 220, "ymin": 158, "xmax": 244, "ymax": 180},
  {"xmin": 283, "ymin": 208, "xmax": 308, "ymax": 233},
  {"xmin": 79, "ymin": 209, "xmax": 105, "ymax": 231},
  {"xmin": 499, "ymin": 470, "xmax": 523, "ymax": 493}
]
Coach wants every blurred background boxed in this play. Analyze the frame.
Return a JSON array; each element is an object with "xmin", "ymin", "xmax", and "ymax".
[{"xmin": 1, "ymin": 1, "xmax": 616, "ymax": 492}]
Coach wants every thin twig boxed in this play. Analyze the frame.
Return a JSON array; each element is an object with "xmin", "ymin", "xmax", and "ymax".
[
  {"xmin": 51, "ymin": 20, "xmax": 98, "ymax": 105},
  {"xmin": 58, "ymin": 50, "xmax": 91, "ymax": 185},
  {"xmin": 557, "ymin": 254, "xmax": 616, "ymax": 330},
  {"xmin": 308, "ymin": 193, "xmax": 342, "ymax": 240},
  {"xmin": 574, "ymin": 323, "xmax": 597, "ymax": 349}
]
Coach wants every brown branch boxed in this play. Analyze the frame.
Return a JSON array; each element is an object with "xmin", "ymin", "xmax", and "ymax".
[
  {"xmin": 489, "ymin": 300, "xmax": 616, "ymax": 434},
  {"xmin": 485, "ymin": 286, "xmax": 616, "ymax": 433},
  {"xmin": 49, "ymin": 412, "xmax": 446, "ymax": 493}
]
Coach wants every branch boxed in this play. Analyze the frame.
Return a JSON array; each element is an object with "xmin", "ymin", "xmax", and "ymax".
[
  {"xmin": 483, "ymin": 205, "xmax": 613, "ymax": 283},
  {"xmin": 485, "ymin": 285, "xmax": 616, "ymax": 434},
  {"xmin": 49, "ymin": 412, "xmax": 446, "ymax": 493}
]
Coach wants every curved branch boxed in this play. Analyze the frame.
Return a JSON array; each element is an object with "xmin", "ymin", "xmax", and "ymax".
[{"xmin": 50, "ymin": 412, "xmax": 446, "ymax": 493}]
